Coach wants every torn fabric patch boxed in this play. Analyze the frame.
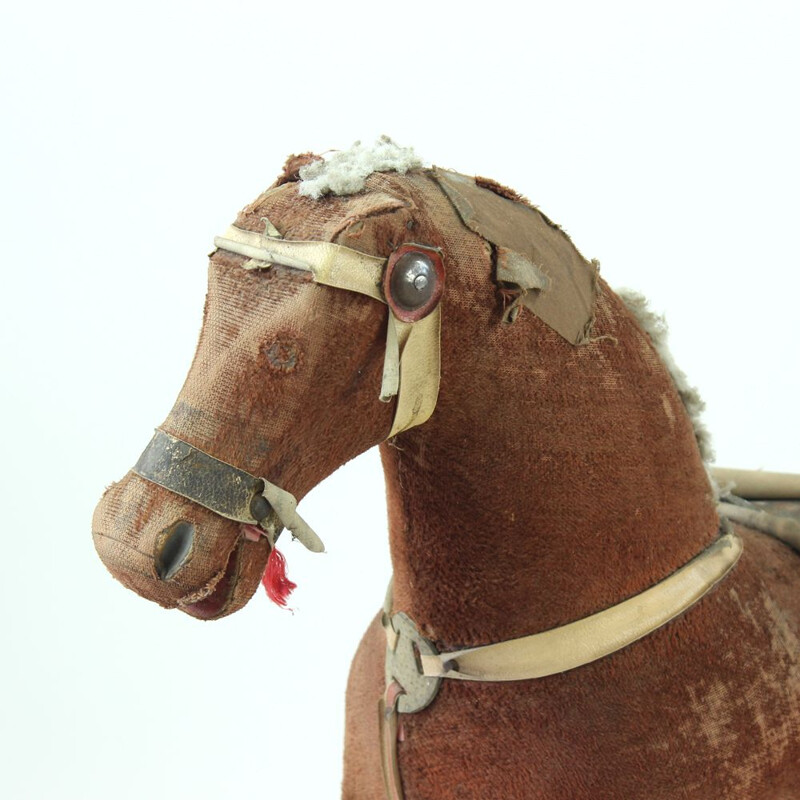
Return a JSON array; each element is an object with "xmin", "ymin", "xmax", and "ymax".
[{"xmin": 433, "ymin": 168, "xmax": 597, "ymax": 345}]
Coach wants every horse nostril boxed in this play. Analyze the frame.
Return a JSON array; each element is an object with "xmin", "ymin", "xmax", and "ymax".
[{"xmin": 155, "ymin": 521, "xmax": 195, "ymax": 580}]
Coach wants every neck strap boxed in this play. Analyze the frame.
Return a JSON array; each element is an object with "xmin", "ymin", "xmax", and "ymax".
[
  {"xmin": 378, "ymin": 527, "xmax": 741, "ymax": 799},
  {"xmin": 383, "ymin": 527, "xmax": 741, "ymax": 711},
  {"xmin": 419, "ymin": 529, "xmax": 742, "ymax": 682}
]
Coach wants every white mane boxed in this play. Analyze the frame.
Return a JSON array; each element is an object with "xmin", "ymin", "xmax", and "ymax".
[
  {"xmin": 298, "ymin": 136, "xmax": 423, "ymax": 199},
  {"xmin": 617, "ymin": 288, "xmax": 714, "ymax": 465}
]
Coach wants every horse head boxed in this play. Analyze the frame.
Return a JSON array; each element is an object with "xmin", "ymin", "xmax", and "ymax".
[
  {"xmin": 93, "ymin": 142, "xmax": 598, "ymax": 620},
  {"xmin": 92, "ymin": 137, "xmax": 608, "ymax": 620},
  {"xmin": 93, "ymin": 142, "xmax": 800, "ymax": 799}
]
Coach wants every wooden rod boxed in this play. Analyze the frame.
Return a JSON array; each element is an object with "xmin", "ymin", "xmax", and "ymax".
[{"xmin": 711, "ymin": 467, "xmax": 800, "ymax": 500}]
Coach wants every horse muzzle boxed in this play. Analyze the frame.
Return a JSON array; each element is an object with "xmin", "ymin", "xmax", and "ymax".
[
  {"xmin": 92, "ymin": 469, "xmax": 270, "ymax": 620},
  {"xmin": 92, "ymin": 429, "xmax": 327, "ymax": 619}
]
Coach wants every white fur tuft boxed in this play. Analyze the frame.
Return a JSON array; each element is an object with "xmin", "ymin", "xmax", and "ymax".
[
  {"xmin": 617, "ymin": 288, "xmax": 715, "ymax": 466},
  {"xmin": 298, "ymin": 136, "xmax": 423, "ymax": 199}
]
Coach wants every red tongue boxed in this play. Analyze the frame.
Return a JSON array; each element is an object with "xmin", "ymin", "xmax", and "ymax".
[
  {"xmin": 242, "ymin": 524, "xmax": 263, "ymax": 542},
  {"xmin": 262, "ymin": 546, "xmax": 297, "ymax": 608}
]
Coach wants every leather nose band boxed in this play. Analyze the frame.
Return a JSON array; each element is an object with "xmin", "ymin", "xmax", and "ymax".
[{"xmin": 133, "ymin": 429, "xmax": 324, "ymax": 552}]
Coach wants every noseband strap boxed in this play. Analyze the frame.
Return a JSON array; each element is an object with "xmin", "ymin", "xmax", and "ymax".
[{"xmin": 133, "ymin": 429, "xmax": 324, "ymax": 552}]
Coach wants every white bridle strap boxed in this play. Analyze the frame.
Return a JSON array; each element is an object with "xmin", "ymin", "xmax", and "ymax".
[
  {"xmin": 710, "ymin": 467, "xmax": 800, "ymax": 500},
  {"xmin": 385, "ymin": 310, "xmax": 442, "ymax": 439},
  {"xmin": 213, "ymin": 225, "xmax": 442, "ymax": 438},
  {"xmin": 379, "ymin": 529, "xmax": 741, "ymax": 799},
  {"xmin": 214, "ymin": 225, "xmax": 386, "ymax": 301},
  {"xmin": 418, "ymin": 530, "xmax": 742, "ymax": 681}
]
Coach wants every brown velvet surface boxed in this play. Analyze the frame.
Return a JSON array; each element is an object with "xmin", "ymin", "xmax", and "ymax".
[
  {"xmin": 346, "ymin": 528, "xmax": 800, "ymax": 800},
  {"xmin": 93, "ymin": 166, "xmax": 800, "ymax": 797},
  {"xmin": 93, "ymin": 179, "xmax": 400, "ymax": 617}
]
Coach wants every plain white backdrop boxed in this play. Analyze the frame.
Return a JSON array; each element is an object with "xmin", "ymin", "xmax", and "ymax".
[{"xmin": 1, "ymin": 2, "xmax": 798, "ymax": 797}]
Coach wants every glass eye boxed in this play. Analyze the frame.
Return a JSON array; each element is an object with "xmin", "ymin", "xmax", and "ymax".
[{"xmin": 384, "ymin": 245, "xmax": 445, "ymax": 322}]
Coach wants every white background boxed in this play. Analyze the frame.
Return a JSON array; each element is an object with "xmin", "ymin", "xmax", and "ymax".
[{"xmin": 1, "ymin": 2, "xmax": 798, "ymax": 798}]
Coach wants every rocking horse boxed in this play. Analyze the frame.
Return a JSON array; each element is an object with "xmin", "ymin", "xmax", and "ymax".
[{"xmin": 93, "ymin": 140, "xmax": 800, "ymax": 799}]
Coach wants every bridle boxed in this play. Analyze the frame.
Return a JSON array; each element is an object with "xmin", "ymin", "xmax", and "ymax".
[
  {"xmin": 134, "ymin": 218, "xmax": 447, "ymax": 554},
  {"xmin": 131, "ymin": 166, "xmax": 601, "ymax": 551},
  {"xmin": 124, "ymin": 180, "xmax": 797, "ymax": 800},
  {"xmin": 215, "ymin": 223, "xmax": 445, "ymax": 440},
  {"xmin": 133, "ymin": 428, "xmax": 324, "ymax": 552}
]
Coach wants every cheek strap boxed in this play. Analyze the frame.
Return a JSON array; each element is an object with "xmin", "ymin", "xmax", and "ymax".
[
  {"xmin": 133, "ymin": 429, "xmax": 325, "ymax": 553},
  {"xmin": 213, "ymin": 224, "xmax": 441, "ymax": 438},
  {"xmin": 380, "ymin": 309, "xmax": 441, "ymax": 438}
]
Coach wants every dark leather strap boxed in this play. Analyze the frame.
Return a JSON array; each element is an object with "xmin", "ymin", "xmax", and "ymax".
[
  {"xmin": 133, "ymin": 429, "xmax": 267, "ymax": 526},
  {"xmin": 133, "ymin": 429, "xmax": 326, "ymax": 552}
]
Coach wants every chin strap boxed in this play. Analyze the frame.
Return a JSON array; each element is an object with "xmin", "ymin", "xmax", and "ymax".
[{"xmin": 133, "ymin": 429, "xmax": 324, "ymax": 553}]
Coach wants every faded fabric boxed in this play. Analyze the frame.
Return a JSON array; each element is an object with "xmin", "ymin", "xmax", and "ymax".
[
  {"xmin": 93, "ymin": 180, "xmax": 402, "ymax": 617},
  {"xmin": 93, "ymin": 165, "xmax": 800, "ymax": 798}
]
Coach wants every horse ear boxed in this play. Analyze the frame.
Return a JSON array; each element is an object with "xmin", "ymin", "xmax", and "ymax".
[
  {"xmin": 432, "ymin": 168, "xmax": 598, "ymax": 345},
  {"xmin": 269, "ymin": 152, "xmax": 323, "ymax": 188}
]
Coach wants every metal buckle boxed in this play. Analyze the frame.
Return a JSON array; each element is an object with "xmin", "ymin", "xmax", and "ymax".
[{"xmin": 384, "ymin": 612, "xmax": 442, "ymax": 714}]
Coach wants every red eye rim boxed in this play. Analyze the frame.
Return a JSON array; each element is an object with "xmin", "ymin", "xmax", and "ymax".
[{"xmin": 383, "ymin": 244, "xmax": 446, "ymax": 323}]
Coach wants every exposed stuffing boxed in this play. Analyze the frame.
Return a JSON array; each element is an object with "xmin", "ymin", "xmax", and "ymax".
[
  {"xmin": 617, "ymin": 289, "xmax": 715, "ymax": 465},
  {"xmin": 298, "ymin": 136, "xmax": 423, "ymax": 199}
]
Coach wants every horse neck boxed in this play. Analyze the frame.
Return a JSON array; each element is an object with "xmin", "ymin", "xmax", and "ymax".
[{"xmin": 379, "ymin": 285, "xmax": 719, "ymax": 649}]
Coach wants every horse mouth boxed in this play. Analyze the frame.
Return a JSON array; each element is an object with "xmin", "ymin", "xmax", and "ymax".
[{"xmin": 179, "ymin": 539, "xmax": 243, "ymax": 620}]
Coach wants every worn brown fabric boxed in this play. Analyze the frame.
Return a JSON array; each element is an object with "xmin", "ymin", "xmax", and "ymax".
[
  {"xmin": 93, "ymin": 165, "xmax": 800, "ymax": 797},
  {"xmin": 273, "ymin": 152, "xmax": 321, "ymax": 187},
  {"xmin": 93, "ymin": 181, "xmax": 400, "ymax": 618},
  {"xmin": 433, "ymin": 168, "xmax": 597, "ymax": 345},
  {"xmin": 346, "ymin": 527, "xmax": 800, "ymax": 800},
  {"xmin": 474, "ymin": 174, "xmax": 529, "ymax": 204}
]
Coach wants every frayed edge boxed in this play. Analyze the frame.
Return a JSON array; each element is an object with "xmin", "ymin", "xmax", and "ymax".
[
  {"xmin": 705, "ymin": 463, "xmax": 732, "ymax": 501},
  {"xmin": 617, "ymin": 288, "xmax": 715, "ymax": 464},
  {"xmin": 298, "ymin": 136, "xmax": 423, "ymax": 199}
]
